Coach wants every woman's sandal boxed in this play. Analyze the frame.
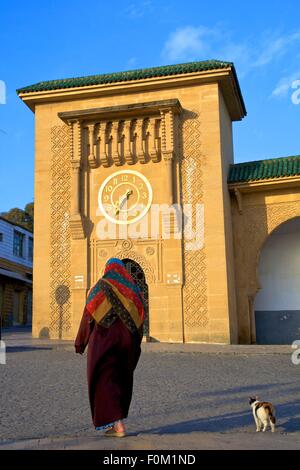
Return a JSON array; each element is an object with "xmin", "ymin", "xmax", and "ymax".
[{"xmin": 104, "ymin": 428, "xmax": 126, "ymax": 438}]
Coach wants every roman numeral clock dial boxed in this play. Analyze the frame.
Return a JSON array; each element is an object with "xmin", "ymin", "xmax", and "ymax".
[{"xmin": 98, "ymin": 170, "xmax": 153, "ymax": 225}]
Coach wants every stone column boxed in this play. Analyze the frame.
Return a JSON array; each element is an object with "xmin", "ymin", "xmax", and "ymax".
[
  {"xmin": 149, "ymin": 117, "xmax": 159, "ymax": 162},
  {"xmin": 87, "ymin": 123, "xmax": 97, "ymax": 168},
  {"xmin": 164, "ymin": 154, "xmax": 174, "ymax": 206},
  {"xmin": 124, "ymin": 120, "xmax": 134, "ymax": 164},
  {"xmin": 69, "ymin": 120, "xmax": 84, "ymax": 239},
  {"xmin": 112, "ymin": 121, "xmax": 121, "ymax": 166},
  {"xmin": 136, "ymin": 118, "xmax": 146, "ymax": 163},
  {"xmin": 99, "ymin": 122, "xmax": 109, "ymax": 167},
  {"xmin": 71, "ymin": 160, "xmax": 81, "ymax": 217},
  {"xmin": 160, "ymin": 109, "xmax": 175, "ymax": 206}
]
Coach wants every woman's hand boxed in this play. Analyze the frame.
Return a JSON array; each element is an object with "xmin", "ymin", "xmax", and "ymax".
[{"xmin": 75, "ymin": 345, "xmax": 84, "ymax": 355}]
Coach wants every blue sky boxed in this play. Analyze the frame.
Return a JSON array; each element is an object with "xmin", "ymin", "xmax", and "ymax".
[{"xmin": 0, "ymin": 0, "xmax": 299, "ymax": 211}]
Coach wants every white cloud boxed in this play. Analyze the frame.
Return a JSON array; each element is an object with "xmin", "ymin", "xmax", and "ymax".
[
  {"xmin": 254, "ymin": 32, "xmax": 300, "ymax": 67},
  {"xmin": 161, "ymin": 26, "xmax": 300, "ymax": 80},
  {"xmin": 272, "ymin": 72, "xmax": 300, "ymax": 98},
  {"xmin": 161, "ymin": 26, "xmax": 218, "ymax": 62},
  {"xmin": 125, "ymin": 1, "xmax": 152, "ymax": 19}
]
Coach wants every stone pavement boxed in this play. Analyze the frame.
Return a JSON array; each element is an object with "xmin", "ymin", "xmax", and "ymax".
[
  {"xmin": 0, "ymin": 327, "xmax": 299, "ymax": 450},
  {"xmin": 1, "ymin": 430, "xmax": 300, "ymax": 450},
  {"xmin": 1, "ymin": 326, "xmax": 295, "ymax": 354}
]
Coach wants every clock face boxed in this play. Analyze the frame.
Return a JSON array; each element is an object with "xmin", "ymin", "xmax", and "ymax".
[{"xmin": 98, "ymin": 170, "xmax": 153, "ymax": 225}]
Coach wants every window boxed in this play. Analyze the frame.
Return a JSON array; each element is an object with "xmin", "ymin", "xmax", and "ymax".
[
  {"xmin": 13, "ymin": 230, "xmax": 25, "ymax": 257},
  {"xmin": 28, "ymin": 237, "xmax": 33, "ymax": 260},
  {"xmin": 0, "ymin": 233, "xmax": 3, "ymax": 241}
]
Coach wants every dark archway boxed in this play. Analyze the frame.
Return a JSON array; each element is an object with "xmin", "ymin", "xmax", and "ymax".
[
  {"xmin": 254, "ymin": 217, "xmax": 300, "ymax": 344},
  {"xmin": 122, "ymin": 258, "xmax": 149, "ymax": 337}
]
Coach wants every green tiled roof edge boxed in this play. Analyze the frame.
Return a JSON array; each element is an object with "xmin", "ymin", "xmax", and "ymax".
[
  {"xmin": 228, "ymin": 155, "xmax": 300, "ymax": 183},
  {"xmin": 16, "ymin": 59, "xmax": 239, "ymax": 94}
]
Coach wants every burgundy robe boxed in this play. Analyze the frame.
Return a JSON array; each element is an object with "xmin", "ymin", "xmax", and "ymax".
[{"xmin": 75, "ymin": 307, "xmax": 142, "ymax": 428}]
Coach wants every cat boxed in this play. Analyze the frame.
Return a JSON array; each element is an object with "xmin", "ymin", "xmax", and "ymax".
[{"xmin": 249, "ymin": 396, "xmax": 276, "ymax": 432}]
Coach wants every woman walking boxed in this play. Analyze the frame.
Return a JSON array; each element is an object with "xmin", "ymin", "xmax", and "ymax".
[{"xmin": 75, "ymin": 258, "xmax": 145, "ymax": 437}]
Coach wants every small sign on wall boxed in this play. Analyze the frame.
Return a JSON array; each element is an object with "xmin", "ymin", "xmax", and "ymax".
[
  {"xmin": 166, "ymin": 273, "xmax": 181, "ymax": 284},
  {"xmin": 74, "ymin": 275, "xmax": 84, "ymax": 289}
]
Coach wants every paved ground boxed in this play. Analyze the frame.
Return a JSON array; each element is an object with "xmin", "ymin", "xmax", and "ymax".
[{"xmin": 0, "ymin": 328, "xmax": 300, "ymax": 449}]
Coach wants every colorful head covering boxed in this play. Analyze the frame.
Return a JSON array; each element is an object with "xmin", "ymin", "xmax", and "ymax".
[
  {"xmin": 85, "ymin": 258, "xmax": 145, "ymax": 329},
  {"xmin": 105, "ymin": 258, "xmax": 125, "ymax": 268}
]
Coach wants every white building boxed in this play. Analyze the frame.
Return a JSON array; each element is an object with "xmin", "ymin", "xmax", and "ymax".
[{"xmin": 0, "ymin": 216, "xmax": 33, "ymax": 327}]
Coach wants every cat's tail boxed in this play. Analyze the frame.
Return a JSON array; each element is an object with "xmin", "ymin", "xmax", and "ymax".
[
  {"xmin": 266, "ymin": 405, "xmax": 276, "ymax": 424},
  {"xmin": 270, "ymin": 415, "xmax": 276, "ymax": 424}
]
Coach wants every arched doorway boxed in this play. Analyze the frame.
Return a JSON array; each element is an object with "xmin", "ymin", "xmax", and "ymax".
[
  {"xmin": 254, "ymin": 217, "xmax": 300, "ymax": 344},
  {"xmin": 122, "ymin": 258, "xmax": 149, "ymax": 337}
]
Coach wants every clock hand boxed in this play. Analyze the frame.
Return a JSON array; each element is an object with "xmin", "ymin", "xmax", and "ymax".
[
  {"xmin": 113, "ymin": 189, "xmax": 131, "ymax": 207},
  {"xmin": 113, "ymin": 193, "xmax": 126, "ymax": 210},
  {"xmin": 115, "ymin": 189, "xmax": 133, "ymax": 215}
]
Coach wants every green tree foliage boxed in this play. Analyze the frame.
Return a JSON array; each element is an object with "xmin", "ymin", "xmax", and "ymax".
[
  {"xmin": 25, "ymin": 202, "xmax": 34, "ymax": 222},
  {"xmin": 1, "ymin": 202, "xmax": 34, "ymax": 232}
]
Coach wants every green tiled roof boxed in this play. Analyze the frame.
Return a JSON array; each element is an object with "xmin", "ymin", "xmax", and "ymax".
[
  {"xmin": 228, "ymin": 155, "xmax": 300, "ymax": 183},
  {"xmin": 17, "ymin": 59, "xmax": 235, "ymax": 94}
]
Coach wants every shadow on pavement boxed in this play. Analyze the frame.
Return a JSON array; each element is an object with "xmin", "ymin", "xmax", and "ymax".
[
  {"xmin": 2, "ymin": 325, "xmax": 32, "ymax": 334},
  {"xmin": 189, "ymin": 382, "xmax": 296, "ymax": 399},
  {"xmin": 276, "ymin": 400, "xmax": 300, "ymax": 432},
  {"xmin": 6, "ymin": 346, "xmax": 53, "ymax": 353},
  {"xmin": 142, "ymin": 399, "xmax": 300, "ymax": 434},
  {"xmin": 142, "ymin": 410, "xmax": 252, "ymax": 434}
]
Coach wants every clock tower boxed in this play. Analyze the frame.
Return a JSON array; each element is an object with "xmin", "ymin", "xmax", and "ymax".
[{"xmin": 18, "ymin": 61, "xmax": 246, "ymax": 343}]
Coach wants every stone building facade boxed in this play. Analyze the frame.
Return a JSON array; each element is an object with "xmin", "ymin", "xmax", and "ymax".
[{"xmin": 17, "ymin": 60, "xmax": 300, "ymax": 344}]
